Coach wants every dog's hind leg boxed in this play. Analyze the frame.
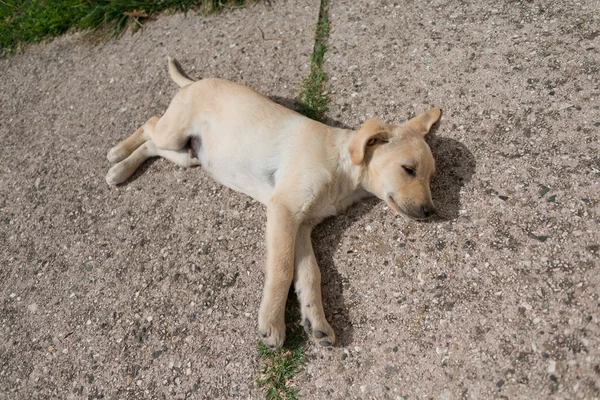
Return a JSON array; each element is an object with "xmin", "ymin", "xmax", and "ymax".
[
  {"xmin": 106, "ymin": 141, "xmax": 201, "ymax": 185},
  {"xmin": 294, "ymin": 224, "xmax": 335, "ymax": 346},
  {"xmin": 106, "ymin": 140, "xmax": 159, "ymax": 185},
  {"xmin": 107, "ymin": 116, "xmax": 159, "ymax": 163}
]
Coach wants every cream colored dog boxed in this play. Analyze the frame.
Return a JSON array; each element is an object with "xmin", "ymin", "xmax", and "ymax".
[{"xmin": 106, "ymin": 58, "xmax": 440, "ymax": 348}]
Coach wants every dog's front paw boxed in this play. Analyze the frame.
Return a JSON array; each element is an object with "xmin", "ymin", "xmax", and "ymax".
[
  {"xmin": 258, "ymin": 313, "xmax": 286, "ymax": 349},
  {"xmin": 303, "ymin": 312, "xmax": 336, "ymax": 347}
]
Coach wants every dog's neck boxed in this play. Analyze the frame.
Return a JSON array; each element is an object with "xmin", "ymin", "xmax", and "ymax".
[{"xmin": 327, "ymin": 128, "xmax": 372, "ymax": 213}]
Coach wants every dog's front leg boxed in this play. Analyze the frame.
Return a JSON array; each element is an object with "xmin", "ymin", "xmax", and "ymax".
[
  {"xmin": 294, "ymin": 224, "xmax": 335, "ymax": 346},
  {"xmin": 258, "ymin": 200, "xmax": 300, "ymax": 348}
]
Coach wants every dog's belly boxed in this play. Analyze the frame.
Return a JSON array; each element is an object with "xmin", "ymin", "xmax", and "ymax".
[
  {"xmin": 194, "ymin": 112, "xmax": 307, "ymax": 205},
  {"xmin": 208, "ymin": 163, "xmax": 274, "ymax": 204},
  {"xmin": 199, "ymin": 143, "xmax": 280, "ymax": 205}
]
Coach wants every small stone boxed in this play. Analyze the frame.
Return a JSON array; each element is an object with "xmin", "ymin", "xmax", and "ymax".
[
  {"xmin": 354, "ymin": 346, "xmax": 362, "ymax": 352},
  {"xmin": 548, "ymin": 360, "xmax": 556, "ymax": 373},
  {"xmin": 533, "ymin": 317, "xmax": 542, "ymax": 324},
  {"xmin": 152, "ymin": 350, "xmax": 163, "ymax": 359},
  {"xmin": 440, "ymin": 390, "xmax": 452, "ymax": 400},
  {"xmin": 529, "ymin": 233, "xmax": 548, "ymax": 242},
  {"xmin": 366, "ymin": 225, "xmax": 374, "ymax": 233},
  {"xmin": 146, "ymin": 316, "xmax": 153, "ymax": 322},
  {"xmin": 27, "ymin": 303, "xmax": 38, "ymax": 313}
]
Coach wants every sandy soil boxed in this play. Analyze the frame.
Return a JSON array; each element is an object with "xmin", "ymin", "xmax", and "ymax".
[{"xmin": 1, "ymin": 0, "xmax": 599, "ymax": 399}]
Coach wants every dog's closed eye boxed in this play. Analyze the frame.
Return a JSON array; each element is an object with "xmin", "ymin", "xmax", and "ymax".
[
  {"xmin": 402, "ymin": 165, "xmax": 416, "ymax": 176},
  {"xmin": 366, "ymin": 137, "xmax": 389, "ymax": 146}
]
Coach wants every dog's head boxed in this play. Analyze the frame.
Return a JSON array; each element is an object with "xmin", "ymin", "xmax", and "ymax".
[{"xmin": 349, "ymin": 108, "xmax": 441, "ymax": 220}]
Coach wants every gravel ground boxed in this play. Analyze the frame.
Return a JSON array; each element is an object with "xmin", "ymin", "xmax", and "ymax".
[
  {"xmin": 0, "ymin": 1, "xmax": 319, "ymax": 398},
  {"xmin": 1, "ymin": 0, "xmax": 599, "ymax": 399}
]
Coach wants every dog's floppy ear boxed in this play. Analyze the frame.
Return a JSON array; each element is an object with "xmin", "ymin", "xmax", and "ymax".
[
  {"xmin": 348, "ymin": 118, "xmax": 387, "ymax": 165},
  {"xmin": 404, "ymin": 108, "xmax": 441, "ymax": 136}
]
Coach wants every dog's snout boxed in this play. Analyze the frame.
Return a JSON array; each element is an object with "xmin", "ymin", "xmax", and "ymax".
[{"xmin": 421, "ymin": 204, "xmax": 435, "ymax": 218}]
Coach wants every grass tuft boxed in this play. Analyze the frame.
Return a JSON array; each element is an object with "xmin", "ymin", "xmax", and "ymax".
[
  {"xmin": 257, "ymin": 1, "xmax": 331, "ymax": 398},
  {"xmin": 0, "ymin": 0, "xmax": 250, "ymax": 56},
  {"xmin": 257, "ymin": 292, "xmax": 308, "ymax": 400},
  {"xmin": 297, "ymin": 0, "xmax": 330, "ymax": 122}
]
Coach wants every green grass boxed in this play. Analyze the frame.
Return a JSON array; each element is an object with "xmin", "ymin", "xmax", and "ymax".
[
  {"xmin": 257, "ymin": 292, "xmax": 308, "ymax": 400},
  {"xmin": 0, "ymin": 0, "xmax": 249, "ymax": 56},
  {"xmin": 257, "ymin": 1, "xmax": 331, "ymax": 398},
  {"xmin": 297, "ymin": 0, "xmax": 330, "ymax": 122}
]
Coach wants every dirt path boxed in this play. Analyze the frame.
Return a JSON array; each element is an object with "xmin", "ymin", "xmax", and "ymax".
[{"xmin": 1, "ymin": 0, "xmax": 599, "ymax": 399}]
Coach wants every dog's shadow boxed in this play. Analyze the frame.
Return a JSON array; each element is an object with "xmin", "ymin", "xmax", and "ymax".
[
  {"xmin": 268, "ymin": 99, "xmax": 477, "ymax": 347},
  {"xmin": 427, "ymin": 129, "xmax": 477, "ymax": 220},
  {"xmin": 312, "ymin": 136, "xmax": 475, "ymax": 347}
]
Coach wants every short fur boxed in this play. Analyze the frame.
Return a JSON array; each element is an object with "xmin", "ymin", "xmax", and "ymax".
[{"xmin": 106, "ymin": 58, "xmax": 441, "ymax": 348}]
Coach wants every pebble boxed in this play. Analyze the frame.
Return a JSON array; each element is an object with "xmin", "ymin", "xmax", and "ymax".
[
  {"xmin": 548, "ymin": 360, "xmax": 556, "ymax": 373},
  {"xmin": 440, "ymin": 391, "xmax": 452, "ymax": 400}
]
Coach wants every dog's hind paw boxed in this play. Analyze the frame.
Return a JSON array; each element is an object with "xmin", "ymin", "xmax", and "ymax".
[{"xmin": 106, "ymin": 163, "xmax": 130, "ymax": 185}]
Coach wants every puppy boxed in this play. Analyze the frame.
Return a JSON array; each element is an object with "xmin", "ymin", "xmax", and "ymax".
[{"xmin": 106, "ymin": 58, "xmax": 440, "ymax": 348}]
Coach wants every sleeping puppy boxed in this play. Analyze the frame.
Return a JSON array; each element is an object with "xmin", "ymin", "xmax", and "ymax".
[{"xmin": 106, "ymin": 58, "xmax": 440, "ymax": 348}]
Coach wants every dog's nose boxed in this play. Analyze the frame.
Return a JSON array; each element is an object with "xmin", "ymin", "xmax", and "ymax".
[{"xmin": 421, "ymin": 205, "xmax": 435, "ymax": 218}]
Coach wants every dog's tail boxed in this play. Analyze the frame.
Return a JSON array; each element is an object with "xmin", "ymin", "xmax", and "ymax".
[{"xmin": 167, "ymin": 56, "xmax": 195, "ymax": 88}]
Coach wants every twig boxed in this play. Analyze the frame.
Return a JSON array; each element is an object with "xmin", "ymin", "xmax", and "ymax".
[
  {"xmin": 256, "ymin": 26, "xmax": 284, "ymax": 41},
  {"xmin": 0, "ymin": 0, "xmax": 18, "ymax": 9}
]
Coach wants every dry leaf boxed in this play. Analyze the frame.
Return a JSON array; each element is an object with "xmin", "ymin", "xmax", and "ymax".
[{"xmin": 123, "ymin": 10, "xmax": 148, "ymax": 18}]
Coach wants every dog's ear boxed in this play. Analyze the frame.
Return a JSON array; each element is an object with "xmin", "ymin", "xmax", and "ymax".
[
  {"xmin": 349, "ymin": 118, "xmax": 387, "ymax": 165},
  {"xmin": 404, "ymin": 108, "xmax": 441, "ymax": 136}
]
